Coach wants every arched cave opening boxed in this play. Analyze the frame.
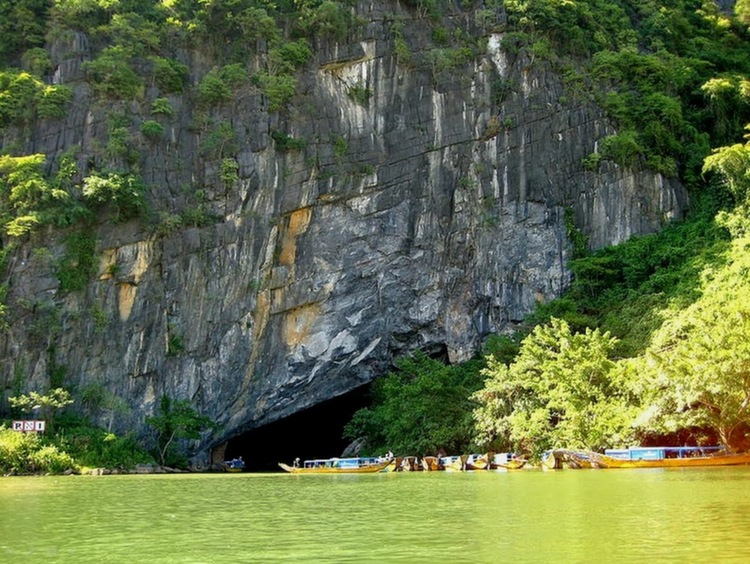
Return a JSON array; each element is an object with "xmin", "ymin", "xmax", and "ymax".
[{"xmin": 223, "ymin": 384, "xmax": 372, "ymax": 472}]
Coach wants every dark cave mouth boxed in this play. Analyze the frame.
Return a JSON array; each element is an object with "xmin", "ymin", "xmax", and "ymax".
[{"xmin": 222, "ymin": 384, "xmax": 371, "ymax": 472}]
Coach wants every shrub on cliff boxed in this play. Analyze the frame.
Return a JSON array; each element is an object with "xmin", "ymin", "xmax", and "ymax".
[
  {"xmin": 82, "ymin": 172, "xmax": 146, "ymax": 220},
  {"xmin": 295, "ymin": 1, "xmax": 351, "ymax": 41},
  {"xmin": 140, "ymin": 119, "xmax": 164, "ymax": 141},
  {"xmin": 254, "ymin": 73, "xmax": 296, "ymax": 111},
  {"xmin": 197, "ymin": 64, "xmax": 247, "ymax": 106},
  {"xmin": 150, "ymin": 56, "xmax": 188, "ymax": 93},
  {"xmin": 0, "ymin": 0, "xmax": 49, "ymax": 63},
  {"xmin": 0, "ymin": 70, "xmax": 71, "ymax": 127},
  {"xmin": 0, "ymin": 153, "xmax": 74, "ymax": 236},
  {"xmin": 268, "ymin": 40, "xmax": 312, "ymax": 74},
  {"xmin": 83, "ymin": 46, "xmax": 143, "ymax": 100}
]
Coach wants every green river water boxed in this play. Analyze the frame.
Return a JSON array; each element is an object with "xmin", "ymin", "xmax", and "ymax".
[{"xmin": 2, "ymin": 468, "xmax": 750, "ymax": 562}]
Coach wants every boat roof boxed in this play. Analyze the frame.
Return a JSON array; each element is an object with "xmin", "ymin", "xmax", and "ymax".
[
  {"xmin": 303, "ymin": 457, "xmax": 380, "ymax": 464},
  {"xmin": 622, "ymin": 446, "xmax": 720, "ymax": 451}
]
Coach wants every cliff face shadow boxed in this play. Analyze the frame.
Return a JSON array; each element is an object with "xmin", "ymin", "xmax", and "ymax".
[{"xmin": 224, "ymin": 385, "xmax": 370, "ymax": 472}]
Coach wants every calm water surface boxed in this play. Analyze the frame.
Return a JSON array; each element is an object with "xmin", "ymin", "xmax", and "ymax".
[{"xmin": 2, "ymin": 468, "xmax": 750, "ymax": 562}]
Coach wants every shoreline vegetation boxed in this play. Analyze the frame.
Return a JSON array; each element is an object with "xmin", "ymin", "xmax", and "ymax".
[{"xmin": 1, "ymin": 394, "xmax": 214, "ymax": 476}]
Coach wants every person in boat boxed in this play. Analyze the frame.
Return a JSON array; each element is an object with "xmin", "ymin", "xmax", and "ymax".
[{"xmin": 293, "ymin": 457, "xmax": 300, "ymax": 468}]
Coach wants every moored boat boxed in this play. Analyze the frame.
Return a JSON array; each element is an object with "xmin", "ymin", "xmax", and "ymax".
[
  {"xmin": 465, "ymin": 453, "xmax": 490, "ymax": 470},
  {"xmin": 225, "ymin": 457, "xmax": 245, "ymax": 472},
  {"xmin": 440, "ymin": 455, "xmax": 466, "ymax": 472},
  {"xmin": 546, "ymin": 447, "xmax": 750, "ymax": 469},
  {"xmin": 421, "ymin": 456, "xmax": 442, "ymax": 471},
  {"xmin": 382, "ymin": 456, "xmax": 403, "ymax": 472},
  {"xmin": 597, "ymin": 446, "xmax": 750, "ymax": 468},
  {"xmin": 400, "ymin": 456, "xmax": 422, "ymax": 471},
  {"xmin": 490, "ymin": 452, "xmax": 526, "ymax": 470},
  {"xmin": 278, "ymin": 457, "xmax": 391, "ymax": 474}
]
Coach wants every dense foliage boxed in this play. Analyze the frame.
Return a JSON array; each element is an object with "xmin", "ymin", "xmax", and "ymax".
[
  {"xmin": 2, "ymin": 387, "xmax": 216, "ymax": 474},
  {"xmin": 473, "ymin": 320, "xmax": 638, "ymax": 457},
  {"xmin": 0, "ymin": 416, "xmax": 154, "ymax": 474},
  {"xmin": 344, "ymin": 353, "xmax": 485, "ymax": 455},
  {"xmin": 146, "ymin": 395, "xmax": 215, "ymax": 467}
]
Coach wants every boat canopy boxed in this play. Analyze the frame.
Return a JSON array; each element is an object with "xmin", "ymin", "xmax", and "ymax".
[
  {"xmin": 303, "ymin": 457, "xmax": 382, "ymax": 468},
  {"xmin": 604, "ymin": 446, "xmax": 722, "ymax": 460}
]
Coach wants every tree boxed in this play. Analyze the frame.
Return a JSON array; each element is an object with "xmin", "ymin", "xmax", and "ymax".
[
  {"xmin": 638, "ymin": 235, "xmax": 750, "ymax": 451},
  {"xmin": 80, "ymin": 382, "xmax": 130, "ymax": 432},
  {"xmin": 703, "ymin": 125, "xmax": 750, "ymax": 204},
  {"xmin": 472, "ymin": 319, "xmax": 638, "ymax": 458},
  {"xmin": 145, "ymin": 395, "xmax": 214, "ymax": 466},
  {"xmin": 344, "ymin": 353, "xmax": 485, "ymax": 456},
  {"xmin": 0, "ymin": 0, "xmax": 49, "ymax": 63},
  {"xmin": 9, "ymin": 388, "xmax": 74, "ymax": 431}
]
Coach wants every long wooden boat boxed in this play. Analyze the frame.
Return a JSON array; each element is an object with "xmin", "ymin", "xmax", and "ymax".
[
  {"xmin": 278, "ymin": 457, "xmax": 391, "ymax": 474},
  {"xmin": 548, "ymin": 447, "xmax": 750, "ymax": 469},
  {"xmin": 465, "ymin": 453, "xmax": 490, "ymax": 470},
  {"xmin": 490, "ymin": 453, "xmax": 527, "ymax": 470},
  {"xmin": 422, "ymin": 456, "xmax": 442, "ymax": 471},
  {"xmin": 401, "ymin": 456, "xmax": 422, "ymax": 472},
  {"xmin": 382, "ymin": 457, "xmax": 403, "ymax": 472},
  {"xmin": 442, "ymin": 455, "xmax": 468, "ymax": 472},
  {"xmin": 501, "ymin": 458, "xmax": 527, "ymax": 470}
]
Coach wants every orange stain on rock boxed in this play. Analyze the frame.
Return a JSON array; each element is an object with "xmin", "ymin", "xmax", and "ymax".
[
  {"xmin": 278, "ymin": 207, "xmax": 312, "ymax": 266},
  {"xmin": 282, "ymin": 303, "xmax": 320, "ymax": 347}
]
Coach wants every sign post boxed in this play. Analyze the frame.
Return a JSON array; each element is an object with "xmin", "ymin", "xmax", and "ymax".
[{"xmin": 12, "ymin": 420, "xmax": 46, "ymax": 433}]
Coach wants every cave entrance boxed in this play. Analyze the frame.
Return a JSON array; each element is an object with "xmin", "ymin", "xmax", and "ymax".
[{"xmin": 223, "ymin": 384, "xmax": 371, "ymax": 472}]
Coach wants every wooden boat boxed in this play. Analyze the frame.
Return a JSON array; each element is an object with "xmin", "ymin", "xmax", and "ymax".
[
  {"xmin": 465, "ymin": 453, "xmax": 490, "ymax": 470},
  {"xmin": 596, "ymin": 446, "xmax": 750, "ymax": 468},
  {"xmin": 543, "ymin": 449, "xmax": 610, "ymax": 469},
  {"xmin": 441, "ymin": 455, "xmax": 468, "ymax": 472},
  {"xmin": 401, "ymin": 456, "xmax": 422, "ymax": 471},
  {"xmin": 278, "ymin": 457, "xmax": 390, "ymax": 474},
  {"xmin": 490, "ymin": 453, "xmax": 527, "ymax": 470},
  {"xmin": 547, "ymin": 447, "xmax": 750, "ymax": 469},
  {"xmin": 225, "ymin": 458, "xmax": 245, "ymax": 472},
  {"xmin": 421, "ymin": 456, "xmax": 442, "ymax": 471},
  {"xmin": 382, "ymin": 457, "xmax": 403, "ymax": 472}
]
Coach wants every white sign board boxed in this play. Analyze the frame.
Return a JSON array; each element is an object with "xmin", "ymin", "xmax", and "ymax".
[{"xmin": 12, "ymin": 420, "xmax": 45, "ymax": 432}]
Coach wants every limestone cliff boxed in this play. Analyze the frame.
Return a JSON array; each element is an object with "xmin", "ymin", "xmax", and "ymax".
[{"xmin": 0, "ymin": 3, "xmax": 686, "ymax": 460}]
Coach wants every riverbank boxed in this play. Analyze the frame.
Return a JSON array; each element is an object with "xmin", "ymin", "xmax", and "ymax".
[
  {"xmin": 0, "ymin": 419, "xmax": 156, "ymax": 477},
  {"xmin": 3, "ymin": 463, "xmax": 196, "ymax": 477}
]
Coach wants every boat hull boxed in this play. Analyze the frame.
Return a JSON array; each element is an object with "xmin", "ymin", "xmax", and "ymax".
[
  {"xmin": 491, "ymin": 459, "xmax": 527, "ymax": 470},
  {"xmin": 444, "ymin": 455, "xmax": 468, "ymax": 472},
  {"xmin": 466, "ymin": 455, "xmax": 490, "ymax": 470},
  {"xmin": 422, "ymin": 456, "xmax": 442, "ymax": 471},
  {"xmin": 382, "ymin": 457, "xmax": 403, "ymax": 472},
  {"xmin": 595, "ymin": 452, "xmax": 750, "ymax": 469},
  {"xmin": 548, "ymin": 449, "xmax": 750, "ymax": 469},
  {"xmin": 278, "ymin": 461, "xmax": 391, "ymax": 474}
]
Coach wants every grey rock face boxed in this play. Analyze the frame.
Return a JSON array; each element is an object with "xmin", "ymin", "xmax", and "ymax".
[{"xmin": 0, "ymin": 7, "xmax": 686, "ymax": 459}]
